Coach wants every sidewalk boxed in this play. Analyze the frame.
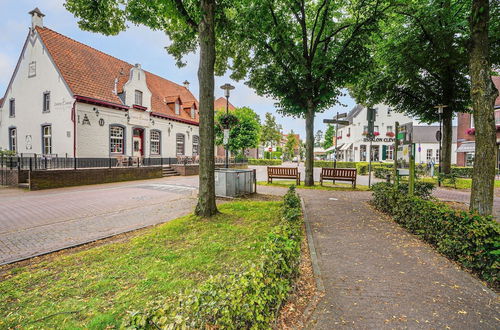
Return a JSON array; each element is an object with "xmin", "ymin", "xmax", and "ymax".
[{"xmin": 300, "ymin": 189, "xmax": 499, "ymax": 329}]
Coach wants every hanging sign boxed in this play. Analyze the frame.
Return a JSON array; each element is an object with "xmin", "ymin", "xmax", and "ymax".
[{"xmin": 223, "ymin": 129, "xmax": 230, "ymax": 145}]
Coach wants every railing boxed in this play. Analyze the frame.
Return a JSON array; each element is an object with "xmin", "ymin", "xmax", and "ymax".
[{"xmin": 0, "ymin": 154, "xmax": 248, "ymax": 171}]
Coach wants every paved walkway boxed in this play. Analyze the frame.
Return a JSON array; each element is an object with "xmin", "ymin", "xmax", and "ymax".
[
  {"xmin": 0, "ymin": 176, "xmax": 199, "ymax": 265},
  {"xmin": 433, "ymin": 187, "xmax": 500, "ymax": 218},
  {"xmin": 300, "ymin": 189, "xmax": 499, "ymax": 329}
]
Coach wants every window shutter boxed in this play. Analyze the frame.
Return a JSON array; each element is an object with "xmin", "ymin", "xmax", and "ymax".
[{"xmin": 382, "ymin": 145, "xmax": 387, "ymax": 160}]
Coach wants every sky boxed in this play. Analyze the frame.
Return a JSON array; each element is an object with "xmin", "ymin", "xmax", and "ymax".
[{"xmin": 0, "ymin": 0, "xmax": 357, "ymax": 139}]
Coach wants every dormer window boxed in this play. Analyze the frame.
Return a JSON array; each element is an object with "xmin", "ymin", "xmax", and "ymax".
[
  {"xmin": 175, "ymin": 100, "xmax": 180, "ymax": 115},
  {"xmin": 190, "ymin": 105, "xmax": 195, "ymax": 119},
  {"xmin": 134, "ymin": 90, "xmax": 143, "ymax": 106}
]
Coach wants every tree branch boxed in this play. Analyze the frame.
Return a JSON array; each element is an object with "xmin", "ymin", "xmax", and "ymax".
[{"xmin": 173, "ymin": 0, "xmax": 198, "ymax": 29}]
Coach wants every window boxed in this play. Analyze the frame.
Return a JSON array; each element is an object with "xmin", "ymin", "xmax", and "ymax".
[
  {"xmin": 42, "ymin": 125, "xmax": 52, "ymax": 155},
  {"xmin": 192, "ymin": 135, "xmax": 199, "ymax": 156},
  {"xmin": 386, "ymin": 125, "xmax": 393, "ymax": 133},
  {"xmin": 435, "ymin": 149, "xmax": 440, "ymax": 162},
  {"xmin": 175, "ymin": 101, "xmax": 180, "ymax": 115},
  {"xmin": 190, "ymin": 106, "xmax": 196, "ymax": 119},
  {"xmin": 176, "ymin": 133, "xmax": 185, "ymax": 155},
  {"xmin": 374, "ymin": 125, "xmax": 379, "ymax": 133},
  {"xmin": 470, "ymin": 114, "xmax": 474, "ymax": 128},
  {"xmin": 9, "ymin": 128, "xmax": 17, "ymax": 152},
  {"xmin": 426, "ymin": 149, "xmax": 433, "ymax": 162},
  {"xmin": 360, "ymin": 145, "xmax": 366, "ymax": 161},
  {"xmin": 150, "ymin": 130, "xmax": 161, "ymax": 155},
  {"xmin": 9, "ymin": 99, "xmax": 15, "ymax": 117},
  {"xmin": 387, "ymin": 108, "xmax": 392, "ymax": 116},
  {"xmin": 110, "ymin": 126, "xmax": 125, "ymax": 154},
  {"xmin": 134, "ymin": 90, "xmax": 143, "ymax": 106},
  {"xmin": 363, "ymin": 125, "xmax": 368, "ymax": 134},
  {"xmin": 385, "ymin": 145, "xmax": 394, "ymax": 160},
  {"xmin": 28, "ymin": 61, "xmax": 36, "ymax": 77},
  {"xmin": 347, "ymin": 127, "xmax": 351, "ymax": 136},
  {"xmin": 43, "ymin": 92, "xmax": 50, "ymax": 112}
]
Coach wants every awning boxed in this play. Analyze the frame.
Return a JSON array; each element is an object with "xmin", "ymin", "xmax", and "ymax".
[
  {"xmin": 340, "ymin": 143, "xmax": 352, "ymax": 151},
  {"xmin": 456, "ymin": 141, "xmax": 475, "ymax": 153},
  {"xmin": 335, "ymin": 143, "xmax": 344, "ymax": 150}
]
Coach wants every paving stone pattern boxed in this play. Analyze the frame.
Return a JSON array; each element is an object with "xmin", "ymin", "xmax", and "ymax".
[
  {"xmin": 0, "ymin": 180, "xmax": 197, "ymax": 265},
  {"xmin": 301, "ymin": 189, "xmax": 499, "ymax": 329}
]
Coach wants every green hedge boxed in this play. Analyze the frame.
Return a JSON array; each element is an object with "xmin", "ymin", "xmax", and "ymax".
[
  {"xmin": 122, "ymin": 186, "xmax": 303, "ymax": 329},
  {"xmin": 372, "ymin": 182, "xmax": 500, "ymax": 285},
  {"xmin": 248, "ymin": 158, "xmax": 283, "ymax": 166}
]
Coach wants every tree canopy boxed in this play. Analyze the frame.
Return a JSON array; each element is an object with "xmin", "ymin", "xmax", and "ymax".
[
  {"xmin": 260, "ymin": 112, "xmax": 282, "ymax": 148},
  {"xmin": 284, "ymin": 131, "xmax": 298, "ymax": 160},
  {"xmin": 233, "ymin": 0, "xmax": 391, "ymax": 185},
  {"xmin": 323, "ymin": 124, "xmax": 335, "ymax": 149},
  {"xmin": 215, "ymin": 107, "xmax": 261, "ymax": 154}
]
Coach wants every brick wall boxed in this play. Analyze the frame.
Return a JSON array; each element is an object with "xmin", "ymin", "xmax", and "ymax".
[
  {"xmin": 0, "ymin": 170, "xmax": 29, "ymax": 186},
  {"xmin": 29, "ymin": 167, "xmax": 163, "ymax": 190}
]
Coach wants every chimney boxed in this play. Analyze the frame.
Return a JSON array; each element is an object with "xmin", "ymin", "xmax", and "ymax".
[
  {"xmin": 183, "ymin": 80, "xmax": 190, "ymax": 90},
  {"xmin": 29, "ymin": 8, "xmax": 45, "ymax": 29},
  {"xmin": 135, "ymin": 63, "xmax": 141, "ymax": 69}
]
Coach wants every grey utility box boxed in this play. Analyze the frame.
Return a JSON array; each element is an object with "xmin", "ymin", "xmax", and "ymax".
[{"xmin": 215, "ymin": 169, "xmax": 256, "ymax": 197}]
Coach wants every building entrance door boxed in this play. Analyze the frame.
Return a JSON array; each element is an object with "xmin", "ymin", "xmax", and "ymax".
[{"xmin": 132, "ymin": 128, "xmax": 144, "ymax": 157}]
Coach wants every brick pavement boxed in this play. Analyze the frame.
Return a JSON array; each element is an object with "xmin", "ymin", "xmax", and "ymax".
[
  {"xmin": 0, "ymin": 178, "xmax": 198, "ymax": 265},
  {"xmin": 301, "ymin": 189, "xmax": 499, "ymax": 329}
]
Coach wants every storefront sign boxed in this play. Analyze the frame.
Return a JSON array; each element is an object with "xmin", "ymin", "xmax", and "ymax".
[{"xmin": 362, "ymin": 137, "xmax": 395, "ymax": 142}]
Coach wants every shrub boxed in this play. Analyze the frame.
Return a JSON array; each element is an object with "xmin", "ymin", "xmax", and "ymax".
[
  {"xmin": 372, "ymin": 182, "xmax": 500, "ymax": 285},
  {"xmin": 248, "ymin": 158, "xmax": 282, "ymax": 166},
  {"xmin": 123, "ymin": 187, "xmax": 303, "ymax": 329}
]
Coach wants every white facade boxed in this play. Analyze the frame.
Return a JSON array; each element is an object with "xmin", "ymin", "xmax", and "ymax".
[
  {"xmin": 335, "ymin": 104, "xmax": 457, "ymax": 164},
  {"xmin": 0, "ymin": 11, "xmax": 199, "ymax": 159},
  {"xmin": 0, "ymin": 28, "xmax": 74, "ymax": 155}
]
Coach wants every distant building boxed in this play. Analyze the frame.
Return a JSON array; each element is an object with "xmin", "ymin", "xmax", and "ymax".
[
  {"xmin": 456, "ymin": 76, "xmax": 500, "ymax": 166},
  {"xmin": 336, "ymin": 103, "xmax": 456, "ymax": 164}
]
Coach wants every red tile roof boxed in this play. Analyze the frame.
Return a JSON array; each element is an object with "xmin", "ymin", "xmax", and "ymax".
[
  {"xmin": 493, "ymin": 76, "xmax": 500, "ymax": 107},
  {"xmin": 35, "ymin": 26, "xmax": 198, "ymax": 122},
  {"xmin": 214, "ymin": 97, "xmax": 236, "ymax": 111}
]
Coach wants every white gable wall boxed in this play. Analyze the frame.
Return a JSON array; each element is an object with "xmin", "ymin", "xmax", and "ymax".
[{"xmin": 0, "ymin": 30, "xmax": 74, "ymax": 155}]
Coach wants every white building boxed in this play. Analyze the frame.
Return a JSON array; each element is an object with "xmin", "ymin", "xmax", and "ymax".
[
  {"xmin": 335, "ymin": 104, "xmax": 457, "ymax": 164},
  {"xmin": 0, "ymin": 9, "xmax": 200, "ymax": 159}
]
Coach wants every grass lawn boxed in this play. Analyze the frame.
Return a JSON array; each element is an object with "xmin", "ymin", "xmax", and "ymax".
[
  {"xmin": 0, "ymin": 201, "xmax": 282, "ymax": 329},
  {"xmin": 417, "ymin": 177, "xmax": 500, "ymax": 189},
  {"xmin": 257, "ymin": 180, "xmax": 370, "ymax": 191}
]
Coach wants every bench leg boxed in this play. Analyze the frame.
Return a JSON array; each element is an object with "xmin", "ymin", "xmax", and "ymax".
[{"xmin": 353, "ymin": 180, "xmax": 356, "ymax": 189}]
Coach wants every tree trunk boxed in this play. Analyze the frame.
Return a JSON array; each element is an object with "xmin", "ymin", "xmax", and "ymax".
[
  {"xmin": 441, "ymin": 108, "xmax": 453, "ymax": 174},
  {"xmin": 304, "ymin": 100, "xmax": 315, "ymax": 186},
  {"xmin": 469, "ymin": 0, "xmax": 498, "ymax": 216},
  {"xmin": 195, "ymin": 0, "xmax": 218, "ymax": 217}
]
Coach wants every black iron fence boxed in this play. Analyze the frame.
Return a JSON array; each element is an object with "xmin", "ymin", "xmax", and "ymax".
[{"xmin": 0, "ymin": 154, "xmax": 248, "ymax": 171}]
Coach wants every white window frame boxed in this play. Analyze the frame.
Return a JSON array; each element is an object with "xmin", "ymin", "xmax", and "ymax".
[
  {"xmin": 435, "ymin": 149, "xmax": 440, "ymax": 162},
  {"xmin": 386, "ymin": 145, "xmax": 394, "ymax": 160},
  {"xmin": 175, "ymin": 101, "xmax": 180, "ymax": 115},
  {"xmin": 43, "ymin": 92, "xmax": 50, "ymax": 112},
  {"xmin": 176, "ymin": 133, "xmax": 185, "ymax": 155},
  {"xmin": 426, "ymin": 149, "xmax": 433, "ymax": 162},
  {"xmin": 150, "ymin": 130, "xmax": 161, "ymax": 155},
  {"xmin": 9, "ymin": 127, "xmax": 17, "ymax": 152},
  {"xmin": 134, "ymin": 90, "xmax": 143, "ymax": 106},
  {"xmin": 110, "ymin": 125, "xmax": 125, "ymax": 154},
  {"xmin": 386, "ymin": 125, "xmax": 393, "ymax": 133},
  {"xmin": 42, "ymin": 125, "xmax": 52, "ymax": 155},
  {"xmin": 192, "ymin": 135, "xmax": 199, "ymax": 156}
]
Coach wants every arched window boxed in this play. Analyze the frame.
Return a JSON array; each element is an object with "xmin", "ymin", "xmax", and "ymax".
[
  {"xmin": 176, "ymin": 133, "xmax": 185, "ymax": 155},
  {"xmin": 110, "ymin": 125, "xmax": 125, "ymax": 154},
  {"xmin": 150, "ymin": 130, "xmax": 161, "ymax": 155},
  {"xmin": 192, "ymin": 135, "xmax": 199, "ymax": 156}
]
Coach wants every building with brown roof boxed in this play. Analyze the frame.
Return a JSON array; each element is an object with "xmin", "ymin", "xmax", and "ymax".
[{"xmin": 0, "ymin": 9, "xmax": 200, "ymax": 158}]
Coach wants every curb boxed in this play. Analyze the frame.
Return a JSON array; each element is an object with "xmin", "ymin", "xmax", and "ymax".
[{"xmin": 300, "ymin": 196, "xmax": 325, "ymax": 292}]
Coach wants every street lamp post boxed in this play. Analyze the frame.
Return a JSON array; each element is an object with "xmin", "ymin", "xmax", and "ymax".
[
  {"xmin": 220, "ymin": 83, "xmax": 235, "ymax": 169},
  {"xmin": 434, "ymin": 105, "xmax": 447, "ymax": 186}
]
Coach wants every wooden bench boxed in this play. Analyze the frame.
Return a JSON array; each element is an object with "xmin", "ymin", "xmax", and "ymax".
[
  {"xmin": 320, "ymin": 168, "xmax": 357, "ymax": 188},
  {"xmin": 267, "ymin": 166, "xmax": 301, "ymax": 185}
]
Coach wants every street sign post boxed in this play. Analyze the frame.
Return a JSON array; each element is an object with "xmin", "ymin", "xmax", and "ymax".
[{"xmin": 324, "ymin": 112, "xmax": 348, "ymax": 170}]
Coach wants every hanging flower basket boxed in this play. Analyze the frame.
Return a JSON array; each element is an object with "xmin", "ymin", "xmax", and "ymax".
[
  {"xmin": 386, "ymin": 132, "xmax": 395, "ymax": 137},
  {"xmin": 374, "ymin": 132, "xmax": 380, "ymax": 136},
  {"xmin": 218, "ymin": 113, "xmax": 238, "ymax": 128},
  {"xmin": 466, "ymin": 128, "xmax": 475, "ymax": 135},
  {"xmin": 337, "ymin": 136, "xmax": 342, "ymax": 140},
  {"xmin": 346, "ymin": 134, "xmax": 351, "ymax": 137}
]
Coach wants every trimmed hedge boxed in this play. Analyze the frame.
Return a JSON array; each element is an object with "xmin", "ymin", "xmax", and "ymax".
[
  {"xmin": 372, "ymin": 182, "xmax": 500, "ymax": 285},
  {"xmin": 122, "ymin": 186, "xmax": 303, "ymax": 329},
  {"xmin": 248, "ymin": 158, "xmax": 283, "ymax": 166}
]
